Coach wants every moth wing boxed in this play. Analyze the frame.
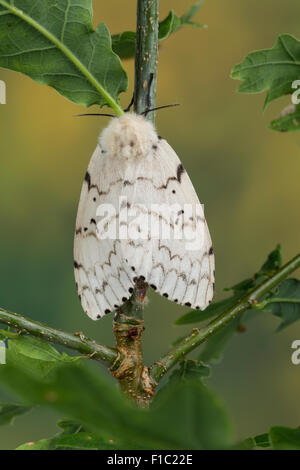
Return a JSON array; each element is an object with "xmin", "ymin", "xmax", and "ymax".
[
  {"xmin": 120, "ymin": 138, "xmax": 215, "ymax": 310},
  {"xmin": 74, "ymin": 144, "xmax": 134, "ymax": 319}
]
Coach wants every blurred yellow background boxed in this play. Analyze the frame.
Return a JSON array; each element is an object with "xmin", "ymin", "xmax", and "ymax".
[{"xmin": 0, "ymin": 0, "xmax": 299, "ymax": 449}]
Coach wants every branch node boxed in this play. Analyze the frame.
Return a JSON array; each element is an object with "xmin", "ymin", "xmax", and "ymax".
[{"xmin": 110, "ymin": 347, "xmax": 135, "ymax": 379}]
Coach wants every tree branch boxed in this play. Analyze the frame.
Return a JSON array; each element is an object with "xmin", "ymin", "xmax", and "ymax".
[
  {"xmin": 111, "ymin": 0, "xmax": 159, "ymax": 405},
  {"xmin": 150, "ymin": 253, "xmax": 300, "ymax": 383},
  {"xmin": 0, "ymin": 307, "xmax": 119, "ymax": 366},
  {"xmin": 112, "ymin": 288, "xmax": 154, "ymax": 407},
  {"xmin": 0, "ymin": 252, "xmax": 299, "ymax": 393},
  {"xmin": 134, "ymin": 0, "xmax": 159, "ymax": 120}
]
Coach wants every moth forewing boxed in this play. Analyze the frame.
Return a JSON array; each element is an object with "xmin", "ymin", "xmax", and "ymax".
[{"xmin": 74, "ymin": 113, "xmax": 214, "ymax": 319}]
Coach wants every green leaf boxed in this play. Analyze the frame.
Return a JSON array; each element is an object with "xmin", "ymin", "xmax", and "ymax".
[
  {"xmin": 169, "ymin": 359, "xmax": 210, "ymax": 383},
  {"xmin": 17, "ymin": 436, "xmax": 62, "ymax": 450},
  {"xmin": 180, "ymin": 1, "xmax": 204, "ymax": 24},
  {"xmin": 6, "ymin": 338, "xmax": 61, "ymax": 381},
  {"xmin": 0, "ymin": 362, "xmax": 172, "ymax": 449},
  {"xmin": 152, "ymin": 379, "xmax": 233, "ymax": 449},
  {"xmin": 111, "ymin": 31, "xmax": 136, "ymax": 60},
  {"xmin": 259, "ymin": 244, "xmax": 282, "ymax": 273},
  {"xmin": 265, "ymin": 279, "xmax": 300, "ymax": 331},
  {"xmin": 158, "ymin": 11, "xmax": 180, "ymax": 41},
  {"xmin": 56, "ymin": 432, "xmax": 116, "ymax": 450},
  {"xmin": 175, "ymin": 246, "xmax": 283, "ymax": 363},
  {"xmin": 56, "ymin": 418, "xmax": 84, "ymax": 434},
  {"xmin": 7, "ymin": 335, "xmax": 82, "ymax": 364},
  {"xmin": 0, "ymin": 402, "xmax": 32, "ymax": 426},
  {"xmin": 269, "ymin": 104, "xmax": 300, "ymax": 132},
  {"xmin": 174, "ymin": 301, "xmax": 240, "ymax": 362},
  {"xmin": 226, "ymin": 245, "xmax": 282, "ymax": 293},
  {"xmin": 270, "ymin": 426, "xmax": 300, "ymax": 450},
  {"xmin": 254, "ymin": 432, "xmax": 271, "ymax": 448},
  {"xmin": 0, "ymin": 329, "xmax": 19, "ymax": 340},
  {"xmin": 112, "ymin": 3, "xmax": 206, "ymax": 59},
  {"xmin": 176, "ymin": 245, "xmax": 282, "ymax": 326},
  {"xmin": 232, "ymin": 437, "xmax": 256, "ymax": 450},
  {"xmin": 174, "ymin": 294, "xmax": 242, "ymax": 325},
  {"xmin": 159, "ymin": 3, "xmax": 206, "ymax": 40},
  {"xmin": 198, "ymin": 317, "xmax": 241, "ymax": 363},
  {"xmin": 16, "ymin": 417, "xmax": 86, "ymax": 450},
  {"xmin": 233, "ymin": 432, "xmax": 271, "ymax": 449},
  {"xmin": 6, "ymin": 335, "xmax": 82, "ymax": 381},
  {"xmin": 197, "ymin": 246, "xmax": 284, "ymax": 361},
  {"xmin": 0, "ymin": 360, "xmax": 232, "ymax": 449},
  {"xmin": 8, "ymin": 336, "xmax": 61, "ymax": 362},
  {"xmin": 231, "ymin": 34, "xmax": 300, "ymax": 108},
  {"xmin": 0, "ymin": 0, "xmax": 127, "ymax": 112}
]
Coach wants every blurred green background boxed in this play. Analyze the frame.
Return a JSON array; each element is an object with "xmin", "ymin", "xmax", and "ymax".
[{"xmin": 0, "ymin": 0, "xmax": 299, "ymax": 449}]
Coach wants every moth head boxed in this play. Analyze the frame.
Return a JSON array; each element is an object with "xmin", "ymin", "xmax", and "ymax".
[{"xmin": 99, "ymin": 113, "xmax": 157, "ymax": 160}]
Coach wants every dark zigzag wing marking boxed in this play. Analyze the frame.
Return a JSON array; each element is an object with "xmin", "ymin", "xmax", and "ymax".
[
  {"xmin": 194, "ymin": 252, "xmax": 213, "ymax": 307},
  {"xmin": 78, "ymin": 258, "xmax": 133, "ymax": 310},
  {"xmin": 78, "ymin": 270, "xmax": 132, "ymax": 298},
  {"xmin": 148, "ymin": 260, "xmax": 211, "ymax": 283},
  {"xmin": 205, "ymin": 232, "xmax": 215, "ymax": 305},
  {"xmin": 155, "ymin": 139, "xmax": 215, "ymax": 305},
  {"xmin": 76, "ymin": 261, "xmax": 132, "ymax": 315},
  {"xmin": 76, "ymin": 148, "xmax": 129, "ymax": 318},
  {"xmin": 74, "ymin": 263, "xmax": 100, "ymax": 315},
  {"xmin": 176, "ymin": 164, "xmax": 185, "ymax": 183},
  {"xmin": 103, "ymin": 213, "xmax": 212, "ymax": 306},
  {"xmin": 79, "ymin": 140, "xmax": 214, "ymax": 313},
  {"xmin": 121, "ymin": 238, "xmax": 206, "ymax": 292},
  {"xmin": 157, "ymin": 250, "xmax": 212, "ymax": 307},
  {"xmin": 84, "ymin": 169, "xmax": 188, "ymax": 198},
  {"xmin": 78, "ymin": 231, "xmax": 98, "ymax": 239},
  {"xmin": 78, "ymin": 209, "xmax": 203, "ymax": 240},
  {"xmin": 76, "ymin": 239, "xmax": 120, "ymax": 269},
  {"xmin": 75, "ymin": 239, "xmax": 132, "ymax": 288},
  {"xmin": 158, "ymin": 241, "xmax": 184, "ymax": 262},
  {"xmin": 181, "ymin": 257, "xmax": 196, "ymax": 305},
  {"xmin": 79, "ymin": 276, "xmax": 127, "ymax": 302},
  {"xmin": 193, "ymin": 252, "xmax": 210, "ymax": 306},
  {"xmin": 88, "ymin": 177, "xmax": 123, "ymax": 197},
  {"xmin": 75, "ymin": 208, "xmax": 130, "ymax": 314},
  {"xmin": 180, "ymin": 235, "xmax": 212, "ymax": 305}
]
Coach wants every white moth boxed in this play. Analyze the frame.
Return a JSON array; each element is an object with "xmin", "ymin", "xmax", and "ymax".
[{"xmin": 74, "ymin": 113, "xmax": 215, "ymax": 319}]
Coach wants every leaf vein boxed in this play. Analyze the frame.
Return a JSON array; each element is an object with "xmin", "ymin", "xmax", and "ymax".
[
  {"xmin": 0, "ymin": 45, "xmax": 56, "ymax": 57},
  {"xmin": 279, "ymin": 36, "xmax": 297, "ymax": 62},
  {"xmin": 60, "ymin": 0, "xmax": 71, "ymax": 42}
]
